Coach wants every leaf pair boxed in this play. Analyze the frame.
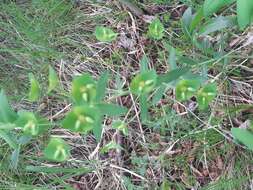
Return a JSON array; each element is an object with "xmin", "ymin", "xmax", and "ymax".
[
  {"xmin": 176, "ymin": 80, "xmax": 217, "ymax": 109},
  {"xmin": 28, "ymin": 66, "xmax": 59, "ymax": 102}
]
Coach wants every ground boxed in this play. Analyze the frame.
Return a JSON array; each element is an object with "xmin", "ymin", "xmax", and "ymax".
[{"xmin": 0, "ymin": 0, "xmax": 253, "ymax": 189}]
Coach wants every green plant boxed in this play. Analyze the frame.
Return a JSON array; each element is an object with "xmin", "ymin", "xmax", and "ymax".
[
  {"xmin": 147, "ymin": 18, "xmax": 165, "ymax": 40},
  {"xmin": 203, "ymin": 0, "xmax": 253, "ymax": 29},
  {"xmin": 231, "ymin": 126, "xmax": 253, "ymax": 150},
  {"xmin": 95, "ymin": 26, "xmax": 118, "ymax": 42}
]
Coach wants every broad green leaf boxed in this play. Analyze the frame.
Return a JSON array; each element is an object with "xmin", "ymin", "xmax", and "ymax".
[
  {"xmin": 140, "ymin": 55, "xmax": 149, "ymax": 72},
  {"xmin": 62, "ymin": 106, "xmax": 101, "ymax": 134},
  {"xmin": 0, "ymin": 90, "xmax": 17, "ymax": 123},
  {"xmin": 28, "ymin": 73, "xmax": 40, "ymax": 102},
  {"xmin": 152, "ymin": 84, "xmax": 166, "ymax": 105},
  {"xmin": 140, "ymin": 94, "xmax": 148, "ymax": 122},
  {"xmin": 43, "ymin": 137, "xmax": 70, "ymax": 162},
  {"xmin": 130, "ymin": 70, "xmax": 157, "ymax": 95},
  {"xmin": 175, "ymin": 79, "xmax": 200, "ymax": 101},
  {"xmin": 97, "ymin": 103, "xmax": 127, "ymax": 116},
  {"xmin": 95, "ymin": 26, "xmax": 117, "ymax": 42},
  {"xmin": 197, "ymin": 83, "xmax": 217, "ymax": 109},
  {"xmin": 10, "ymin": 146, "xmax": 20, "ymax": 169},
  {"xmin": 181, "ymin": 7, "xmax": 193, "ymax": 39},
  {"xmin": 231, "ymin": 128, "xmax": 253, "ymax": 150},
  {"xmin": 16, "ymin": 111, "xmax": 50, "ymax": 136},
  {"xmin": 100, "ymin": 141, "xmax": 123, "ymax": 153},
  {"xmin": 199, "ymin": 16, "xmax": 236, "ymax": 35},
  {"xmin": 147, "ymin": 18, "xmax": 165, "ymax": 40},
  {"xmin": 203, "ymin": 0, "xmax": 235, "ymax": 17},
  {"xmin": 96, "ymin": 71, "xmax": 109, "ymax": 102},
  {"xmin": 112, "ymin": 120, "xmax": 128, "ymax": 136},
  {"xmin": 157, "ymin": 67, "xmax": 190, "ymax": 84},
  {"xmin": 0, "ymin": 130, "xmax": 18, "ymax": 149},
  {"xmin": 48, "ymin": 65, "xmax": 59, "ymax": 93},
  {"xmin": 168, "ymin": 47, "xmax": 177, "ymax": 70},
  {"xmin": 189, "ymin": 7, "xmax": 204, "ymax": 32},
  {"xmin": 71, "ymin": 74, "xmax": 97, "ymax": 104},
  {"xmin": 237, "ymin": 0, "xmax": 253, "ymax": 29}
]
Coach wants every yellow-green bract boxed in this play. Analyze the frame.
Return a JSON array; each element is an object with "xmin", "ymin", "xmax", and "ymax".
[
  {"xmin": 43, "ymin": 137, "xmax": 70, "ymax": 162},
  {"xmin": 130, "ymin": 70, "xmax": 157, "ymax": 95},
  {"xmin": 147, "ymin": 18, "xmax": 165, "ymax": 40},
  {"xmin": 28, "ymin": 73, "xmax": 40, "ymax": 102}
]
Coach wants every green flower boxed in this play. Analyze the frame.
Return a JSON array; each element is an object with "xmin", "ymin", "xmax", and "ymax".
[
  {"xmin": 16, "ymin": 111, "xmax": 49, "ymax": 136},
  {"xmin": 95, "ymin": 26, "xmax": 117, "ymax": 42},
  {"xmin": 147, "ymin": 18, "xmax": 165, "ymax": 40},
  {"xmin": 130, "ymin": 70, "xmax": 157, "ymax": 95},
  {"xmin": 44, "ymin": 137, "xmax": 70, "ymax": 162},
  {"xmin": 71, "ymin": 74, "xmax": 97, "ymax": 104},
  {"xmin": 62, "ymin": 105, "xmax": 100, "ymax": 133},
  {"xmin": 175, "ymin": 79, "xmax": 200, "ymax": 101},
  {"xmin": 197, "ymin": 83, "xmax": 217, "ymax": 109}
]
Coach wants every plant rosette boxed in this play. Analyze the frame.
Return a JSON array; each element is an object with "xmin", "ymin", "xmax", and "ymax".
[
  {"xmin": 16, "ymin": 111, "xmax": 50, "ymax": 136},
  {"xmin": 71, "ymin": 74, "xmax": 97, "ymax": 104},
  {"xmin": 43, "ymin": 137, "xmax": 70, "ymax": 162},
  {"xmin": 62, "ymin": 105, "xmax": 101, "ymax": 134},
  {"xmin": 130, "ymin": 70, "xmax": 157, "ymax": 95}
]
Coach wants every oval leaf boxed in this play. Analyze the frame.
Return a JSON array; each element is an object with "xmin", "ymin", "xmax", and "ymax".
[
  {"xmin": 231, "ymin": 128, "xmax": 253, "ymax": 150},
  {"xmin": 48, "ymin": 65, "xmax": 59, "ymax": 93},
  {"xmin": 28, "ymin": 73, "xmax": 40, "ymax": 102}
]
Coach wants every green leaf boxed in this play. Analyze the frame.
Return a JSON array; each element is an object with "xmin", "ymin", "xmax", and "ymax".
[
  {"xmin": 140, "ymin": 94, "xmax": 149, "ymax": 122},
  {"xmin": 203, "ymin": 0, "xmax": 235, "ymax": 17},
  {"xmin": 199, "ymin": 16, "xmax": 236, "ymax": 35},
  {"xmin": 28, "ymin": 73, "xmax": 40, "ymax": 102},
  {"xmin": 96, "ymin": 71, "xmax": 109, "ymax": 102},
  {"xmin": 152, "ymin": 84, "xmax": 166, "ymax": 105},
  {"xmin": 48, "ymin": 65, "xmax": 59, "ymax": 93},
  {"xmin": 100, "ymin": 141, "xmax": 123, "ymax": 154},
  {"xmin": 157, "ymin": 67, "xmax": 190, "ymax": 84},
  {"xmin": 97, "ymin": 103, "xmax": 127, "ymax": 117},
  {"xmin": 231, "ymin": 128, "xmax": 253, "ymax": 150},
  {"xmin": 0, "ymin": 90, "xmax": 17, "ymax": 123},
  {"xmin": 237, "ymin": 0, "xmax": 253, "ymax": 29},
  {"xmin": 130, "ymin": 70, "xmax": 157, "ymax": 95},
  {"xmin": 71, "ymin": 74, "xmax": 97, "ymax": 104},
  {"xmin": 43, "ymin": 137, "xmax": 70, "ymax": 162},
  {"xmin": 147, "ymin": 18, "xmax": 165, "ymax": 40},
  {"xmin": 175, "ymin": 79, "xmax": 200, "ymax": 101},
  {"xmin": 10, "ymin": 146, "xmax": 20, "ymax": 169},
  {"xmin": 0, "ymin": 130, "xmax": 18, "ymax": 149},
  {"xmin": 112, "ymin": 120, "xmax": 128, "ymax": 136},
  {"xmin": 181, "ymin": 7, "xmax": 193, "ymax": 39},
  {"xmin": 95, "ymin": 26, "xmax": 117, "ymax": 42},
  {"xmin": 140, "ymin": 55, "xmax": 149, "ymax": 72},
  {"xmin": 168, "ymin": 47, "xmax": 177, "ymax": 70},
  {"xmin": 62, "ymin": 106, "xmax": 101, "ymax": 134},
  {"xmin": 16, "ymin": 111, "xmax": 50, "ymax": 136},
  {"xmin": 197, "ymin": 83, "xmax": 217, "ymax": 109},
  {"xmin": 189, "ymin": 7, "xmax": 204, "ymax": 32}
]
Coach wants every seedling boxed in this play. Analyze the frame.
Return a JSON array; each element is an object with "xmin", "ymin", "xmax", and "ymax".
[
  {"xmin": 16, "ymin": 111, "xmax": 49, "ymax": 136},
  {"xmin": 130, "ymin": 70, "xmax": 157, "ymax": 95},
  {"xmin": 71, "ymin": 74, "xmax": 97, "ymax": 104},
  {"xmin": 175, "ymin": 79, "xmax": 200, "ymax": 101},
  {"xmin": 43, "ymin": 137, "xmax": 70, "ymax": 162},
  {"xmin": 196, "ymin": 83, "xmax": 217, "ymax": 109},
  {"xmin": 62, "ymin": 105, "xmax": 100, "ymax": 134},
  {"xmin": 147, "ymin": 18, "xmax": 165, "ymax": 40}
]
